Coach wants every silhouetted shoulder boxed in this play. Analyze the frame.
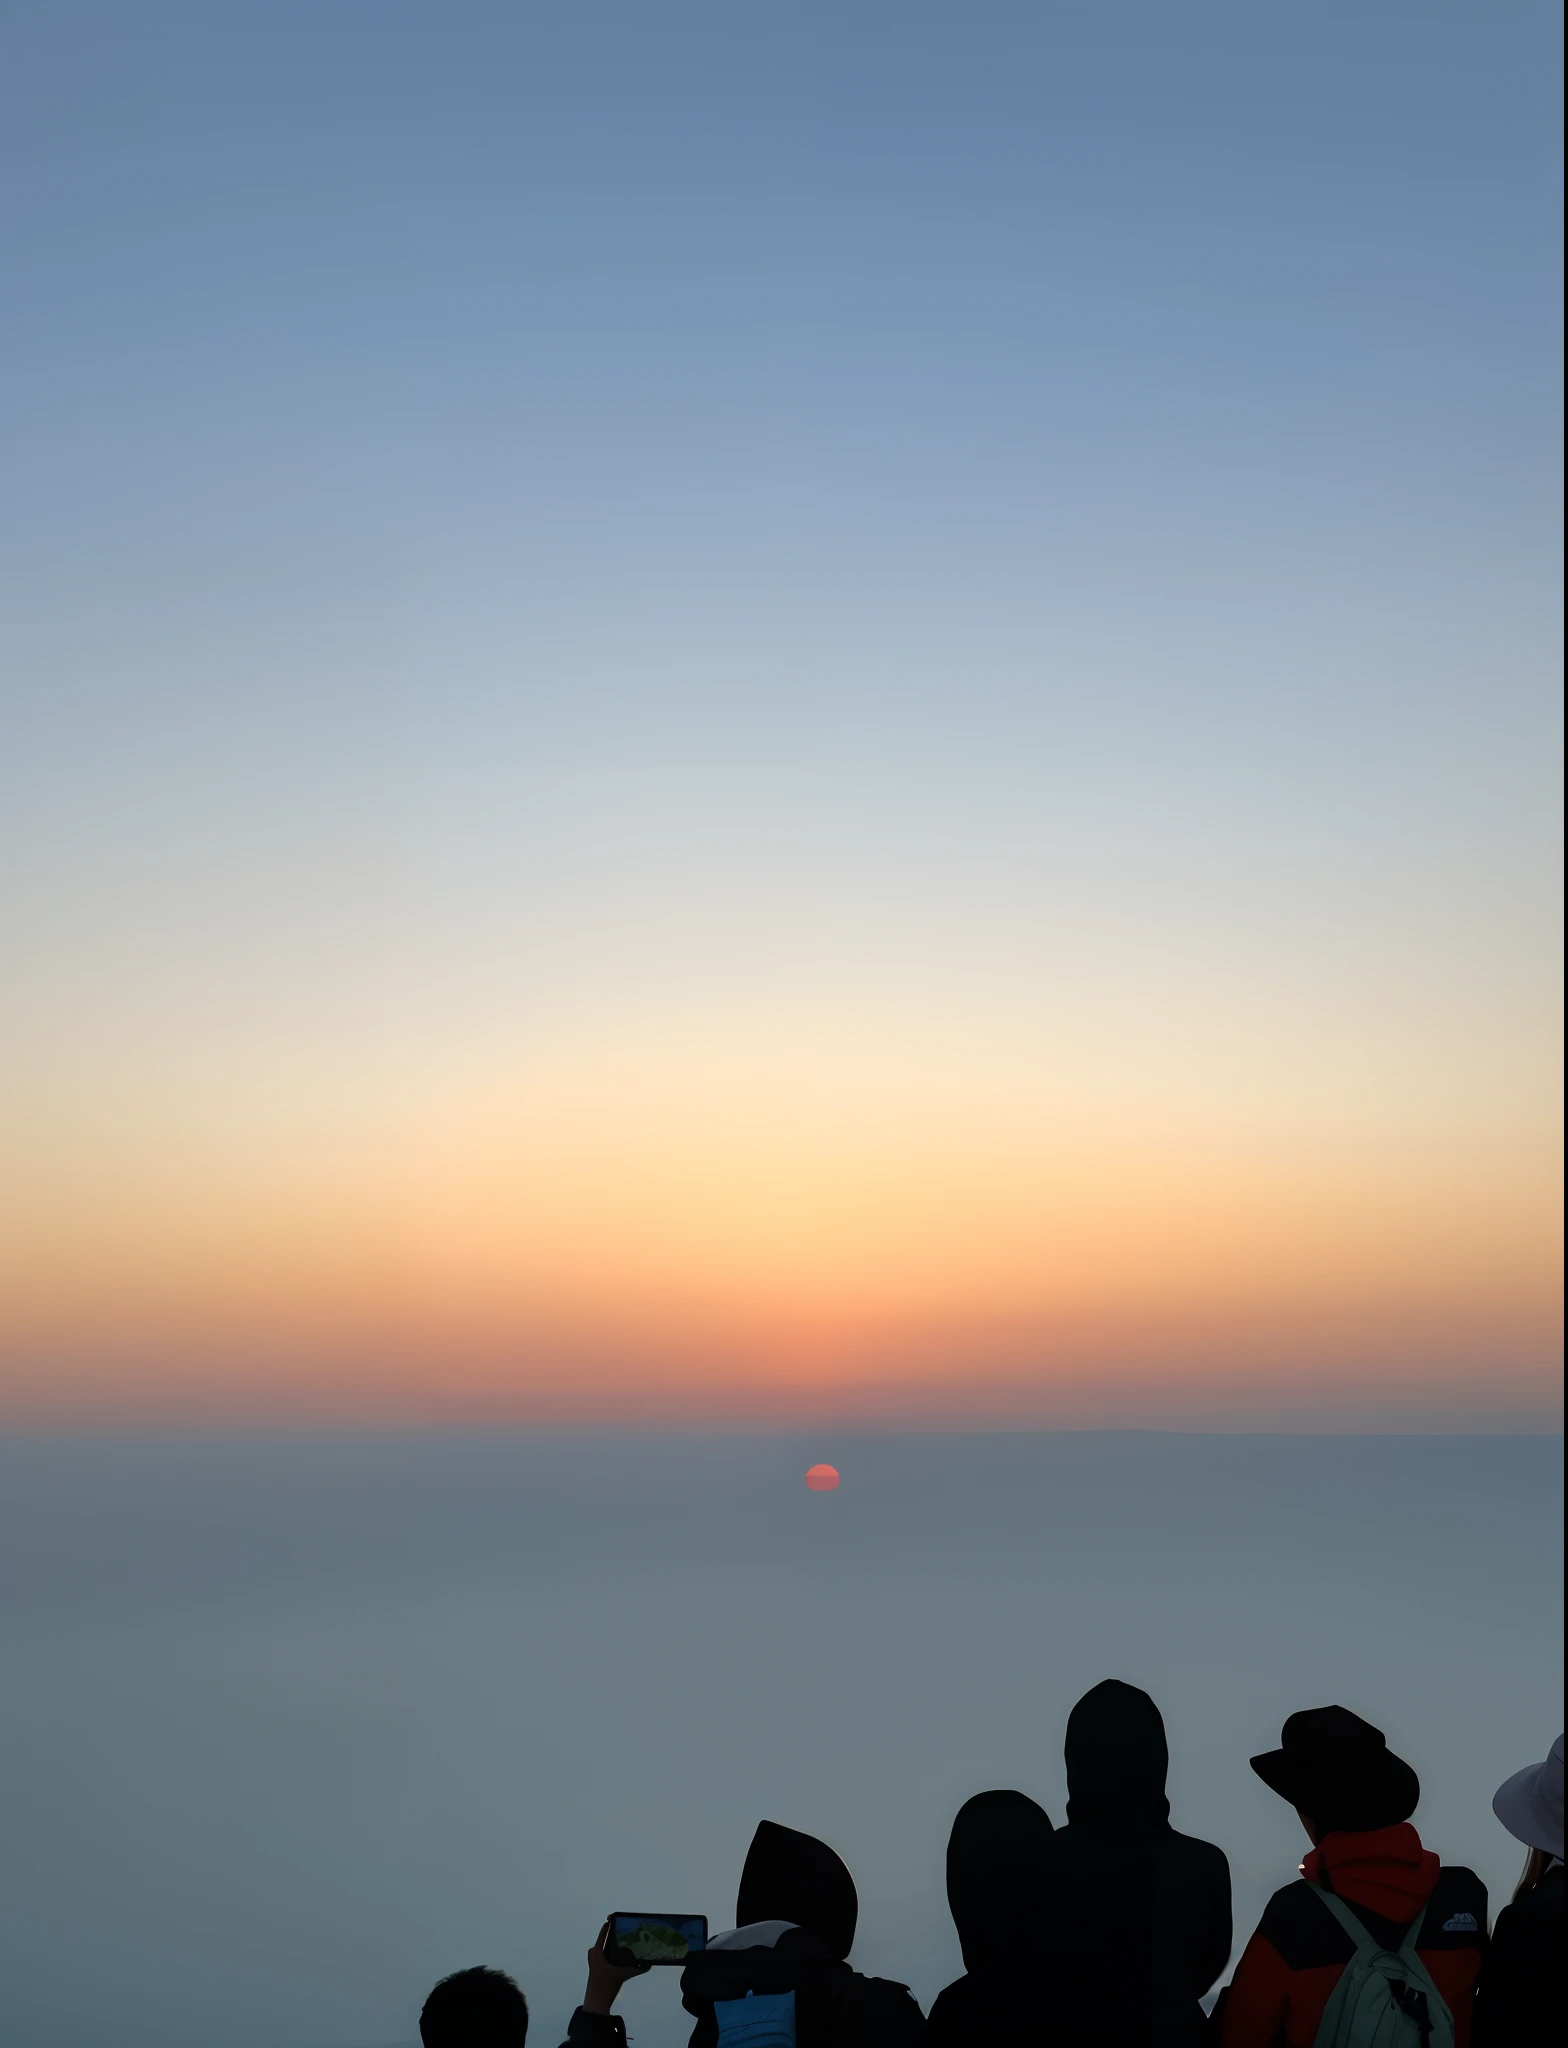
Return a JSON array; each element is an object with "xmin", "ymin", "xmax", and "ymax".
[
  {"xmin": 926, "ymin": 1973, "xmax": 1050, "ymax": 2046},
  {"xmin": 925, "ymin": 1977, "xmax": 965, "ymax": 2037},
  {"xmin": 1255, "ymin": 1878, "xmax": 1347, "ymax": 1969},
  {"xmin": 1495, "ymin": 1860, "xmax": 1563, "ymax": 1930},
  {"xmin": 924, "ymin": 1978, "xmax": 976, "ymax": 2045},
  {"xmin": 841, "ymin": 1971, "xmax": 927, "ymax": 2038},
  {"xmin": 1415, "ymin": 1865, "xmax": 1487, "ymax": 1949},
  {"xmin": 1168, "ymin": 1830, "xmax": 1230, "ymax": 1880}
]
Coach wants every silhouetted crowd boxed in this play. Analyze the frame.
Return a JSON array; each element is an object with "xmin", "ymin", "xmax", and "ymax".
[{"xmin": 416, "ymin": 1692, "xmax": 1563, "ymax": 2048}]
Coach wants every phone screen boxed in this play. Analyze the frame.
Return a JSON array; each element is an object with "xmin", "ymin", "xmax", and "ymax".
[{"xmin": 607, "ymin": 1913, "xmax": 708, "ymax": 1966}]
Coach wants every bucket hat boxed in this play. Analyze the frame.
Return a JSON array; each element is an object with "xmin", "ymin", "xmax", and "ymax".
[
  {"xmin": 1492, "ymin": 1734, "xmax": 1564, "ymax": 1861},
  {"xmin": 1250, "ymin": 1705, "xmax": 1419, "ymax": 1834}
]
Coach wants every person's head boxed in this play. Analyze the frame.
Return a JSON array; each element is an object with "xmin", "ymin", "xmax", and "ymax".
[
  {"xmin": 1250, "ymin": 1706, "xmax": 1418, "ymax": 1839},
  {"xmin": 1491, "ymin": 1733, "xmax": 1564, "ymax": 1900},
  {"xmin": 736, "ymin": 1820, "xmax": 858, "ymax": 1959},
  {"xmin": 419, "ymin": 1967, "xmax": 529, "ymax": 2048},
  {"xmin": 1064, "ymin": 1679, "xmax": 1171, "ymax": 1833},
  {"xmin": 945, "ymin": 1789, "xmax": 1055, "ymax": 1975}
]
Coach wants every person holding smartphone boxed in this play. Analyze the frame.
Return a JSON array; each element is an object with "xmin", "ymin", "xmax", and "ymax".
[
  {"xmin": 556, "ymin": 1923, "xmax": 651, "ymax": 2046},
  {"xmin": 678, "ymin": 1819, "xmax": 926, "ymax": 2044}
]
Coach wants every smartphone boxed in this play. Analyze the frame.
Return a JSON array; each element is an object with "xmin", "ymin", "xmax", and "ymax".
[{"xmin": 606, "ymin": 1913, "xmax": 708, "ymax": 1966}]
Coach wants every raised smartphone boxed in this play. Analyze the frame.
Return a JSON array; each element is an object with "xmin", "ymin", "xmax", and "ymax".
[{"xmin": 606, "ymin": 1913, "xmax": 708, "ymax": 1966}]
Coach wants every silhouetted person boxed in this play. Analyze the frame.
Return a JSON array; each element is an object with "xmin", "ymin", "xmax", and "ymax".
[
  {"xmin": 927, "ymin": 1789, "xmax": 1057, "ymax": 2045},
  {"xmin": 1219, "ymin": 1706, "xmax": 1486, "ymax": 2047},
  {"xmin": 1475, "ymin": 1733, "xmax": 1563, "ymax": 2044},
  {"xmin": 678, "ymin": 1818, "xmax": 926, "ymax": 2044},
  {"xmin": 421, "ymin": 1966, "xmax": 529, "ymax": 2048},
  {"xmin": 1048, "ymin": 1679, "xmax": 1231, "ymax": 2045}
]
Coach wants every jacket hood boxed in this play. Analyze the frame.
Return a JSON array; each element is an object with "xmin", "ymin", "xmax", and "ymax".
[
  {"xmin": 736, "ymin": 1821, "xmax": 858, "ymax": 1960},
  {"xmin": 1065, "ymin": 1680, "xmax": 1172, "ymax": 1833},
  {"xmin": 945, "ymin": 1789, "xmax": 1055, "ymax": 1975},
  {"xmin": 1304, "ymin": 1823, "xmax": 1441, "ymax": 1924}
]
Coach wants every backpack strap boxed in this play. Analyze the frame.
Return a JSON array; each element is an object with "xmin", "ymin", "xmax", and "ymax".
[
  {"xmin": 1307, "ymin": 1881, "xmax": 1387, "ymax": 1956},
  {"xmin": 1307, "ymin": 1881, "xmax": 1428, "ymax": 1961}
]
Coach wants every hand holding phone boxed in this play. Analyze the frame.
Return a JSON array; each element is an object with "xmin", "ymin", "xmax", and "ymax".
[
  {"xmin": 582, "ymin": 1921, "xmax": 649, "ymax": 2018},
  {"xmin": 581, "ymin": 1913, "xmax": 708, "ymax": 2017}
]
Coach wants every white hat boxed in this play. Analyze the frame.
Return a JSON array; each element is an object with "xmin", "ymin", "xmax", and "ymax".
[{"xmin": 1492, "ymin": 1734, "xmax": 1564, "ymax": 1861}]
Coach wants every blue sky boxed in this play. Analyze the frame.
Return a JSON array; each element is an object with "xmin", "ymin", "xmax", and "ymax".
[{"xmin": 0, "ymin": 3, "xmax": 1560, "ymax": 1421}]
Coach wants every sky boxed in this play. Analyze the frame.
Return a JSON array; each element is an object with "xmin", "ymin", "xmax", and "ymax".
[{"xmin": 0, "ymin": 1, "xmax": 1561, "ymax": 1427}]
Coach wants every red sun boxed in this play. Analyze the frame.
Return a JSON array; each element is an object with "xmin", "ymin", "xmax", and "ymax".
[{"xmin": 805, "ymin": 1463, "xmax": 840, "ymax": 1492}]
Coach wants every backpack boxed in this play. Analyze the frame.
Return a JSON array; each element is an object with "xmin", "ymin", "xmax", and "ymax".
[
  {"xmin": 714, "ymin": 1988, "xmax": 797, "ymax": 2047},
  {"xmin": 1309, "ymin": 1884, "xmax": 1456, "ymax": 2048}
]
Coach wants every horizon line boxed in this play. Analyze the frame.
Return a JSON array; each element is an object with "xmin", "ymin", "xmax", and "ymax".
[{"xmin": 2, "ymin": 1417, "xmax": 1560, "ymax": 1441}]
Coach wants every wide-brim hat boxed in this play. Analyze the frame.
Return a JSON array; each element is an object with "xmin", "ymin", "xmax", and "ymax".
[
  {"xmin": 1251, "ymin": 1705, "xmax": 1419, "ymax": 1833},
  {"xmin": 1492, "ymin": 1735, "xmax": 1564, "ymax": 1861}
]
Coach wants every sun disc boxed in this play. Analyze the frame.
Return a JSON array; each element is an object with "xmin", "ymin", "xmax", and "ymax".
[{"xmin": 805, "ymin": 1463, "xmax": 840, "ymax": 1491}]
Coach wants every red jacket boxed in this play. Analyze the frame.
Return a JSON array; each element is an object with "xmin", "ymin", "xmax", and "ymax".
[{"xmin": 1218, "ymin": 1825, "xmax": 1487, "ymax": 2048}]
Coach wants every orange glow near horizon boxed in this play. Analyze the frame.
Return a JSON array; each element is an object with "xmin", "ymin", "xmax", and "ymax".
[{"xmin": 2, "ymin": 1011, "xmax": 1559, "ymax": 1428}]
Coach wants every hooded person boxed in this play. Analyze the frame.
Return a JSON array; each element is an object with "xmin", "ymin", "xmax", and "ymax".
[
  {"xmin": 678, "ymin": 1820, "xmax": 926, "ymax": 2046},
  {"xmin": 1218, "ymin": 1705, "xmax": 1488, "ymax": 2048},
  {"xmin": 926, "ymin": 1790, "xmax": 1059, "ymax": 2045},
  {"xmin": 1046, "ymin": 1679, "xmax": 1232, "ymax": 2046},
  {"xmin": 1474, "ymin": 1733, "xmax": 1563, "ymax": 2044}
]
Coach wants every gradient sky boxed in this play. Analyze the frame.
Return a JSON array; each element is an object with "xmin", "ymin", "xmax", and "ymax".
[{"xmin": 1, "ymin": 1, "xmax": 1561, "ymax": 1426}]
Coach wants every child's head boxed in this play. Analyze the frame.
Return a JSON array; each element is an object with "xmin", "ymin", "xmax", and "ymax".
[{"xmin": 419, "ymin": 1966, "xmax": 529, "ymax": 2048}]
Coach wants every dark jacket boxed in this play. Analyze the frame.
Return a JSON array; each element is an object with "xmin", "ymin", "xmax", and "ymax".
[
  {"xmin": 680, "ymin": 1821, "xmax": 925, "ymax": 2047},
  {"xmin": 927, "ymin": 1789, "xmax": 1057, "ymax": 2046},
  {"xmin": 1473, "ymin": 1859, "xmax": 1562, "ymax": 2045},
  {"xmin": 1045, "ymin": 1680, "xmax": 1232, "ymax": 2046},
  {"xmin": 560, "ymin": 2012, "xmax": 625, "ymax": 2045},
  {"xmin": 1218, "ymin": 1825, "xmax": 1487, "ymax": 2048}
]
